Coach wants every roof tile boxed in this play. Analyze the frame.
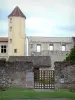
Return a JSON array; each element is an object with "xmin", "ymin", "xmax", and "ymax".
[
  {"xmin": 0, "ymin": 37, "xmax": 8, "ymax": 42},
  {"xmin": 8, "ymin": 6, "xmax": 26, "ymax": 19}
]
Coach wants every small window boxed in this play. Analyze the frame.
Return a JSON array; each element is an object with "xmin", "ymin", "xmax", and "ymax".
[
  {"xmin": 1, "ymin": 45, "xmax": 7, "ymax": 53},
  {"xmin": 37, "ymin": 44, "xmax": 41, "ymax": 52},
  {"xmin": 10, "ymin": 39, "xmax": 12, "ymax": 43},
  {"xmin": 31, "ymin": 53, "xmax": 35, "ymax": 56},
  {"xmin": 49, "ymin": 44, "xmax": 54, "ymax": 51},
  {"xmin": 62, "ymin": 45, "xmax": 66, "ymax": 51},
  {"xmin": 30, "ymin": 44, "xmax": 33, "ymax": 48},
  {"xmin": 10, "ymin": 18, "xmax": 12, "ymax": 23},
  {"xmin": 14, "ymin": 49, "xmax": 17, "ymax": 53},
  {"xmin": 10, "ymin": 26, "xmax": 12, "ymax": 31}
]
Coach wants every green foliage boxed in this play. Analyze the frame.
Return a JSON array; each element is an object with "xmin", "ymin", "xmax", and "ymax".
[
  {"xmin": 0, "ymin": 85, "xmax": 8, "ymax": 91},
  {"xmin": 65, "ymin": 45, "xmax": 75, "ymax": 61},
  {"xmin": 68, "ymin": 84, "xmax": 75, "ymax": 92}
]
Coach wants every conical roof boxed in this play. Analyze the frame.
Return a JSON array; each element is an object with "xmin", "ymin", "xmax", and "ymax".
[{"xmin": 8, "ymin": 6, "xmax": 26, "ymax": 19}]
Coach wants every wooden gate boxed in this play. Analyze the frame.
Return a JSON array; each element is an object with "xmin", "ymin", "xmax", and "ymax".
[{"xmin": 34, "ymin": 70, "xmax": 55, "ymax": 89}]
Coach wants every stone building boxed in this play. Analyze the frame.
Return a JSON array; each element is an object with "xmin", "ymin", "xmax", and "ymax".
[
  {"xmin": 27, "ymin": 36, "xmax": 75, "ymax": 69},
  {"xmin": 0, "ymin": 6, "xmax": 75, "ymax": 69}
]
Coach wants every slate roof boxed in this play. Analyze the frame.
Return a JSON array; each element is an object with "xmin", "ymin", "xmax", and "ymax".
[
  {"xmin": 8, "ymin": 56, "xmax": 51, "ymax": 67},
  {"xmin": 0, "ymin": 37, "xmax": 8, "ymax": 42},
  {"xmin": 8, "ymin": 6, "xmax": 26, "ymax": 19}
]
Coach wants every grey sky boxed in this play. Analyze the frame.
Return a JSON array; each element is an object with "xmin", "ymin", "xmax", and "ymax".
[{"xmin": 0, "ymin": 0, "xmax": 75, "ymax": 37}]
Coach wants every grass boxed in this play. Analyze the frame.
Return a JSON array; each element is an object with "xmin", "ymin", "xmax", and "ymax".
[{"xmin": 0, "ymin": 88, "xmax": 75, "ymax": 100}]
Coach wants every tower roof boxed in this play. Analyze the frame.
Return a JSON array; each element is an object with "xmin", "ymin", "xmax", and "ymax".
[{"xmin": 8, "ymin": 6, "xmax": 26, "ymax": 19}]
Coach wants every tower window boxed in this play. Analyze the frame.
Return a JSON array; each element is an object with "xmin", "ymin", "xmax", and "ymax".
[
  {"xmin": 37, "ymin": 44, "xmax": 41, "ymax": 52},
  {"xmin": 49, "ymin": 44, "xmax": 54, "ymax": 51},
  {"xmin": 10, "ymin": 26, "xmax": 12, "ymax": 31},
  {"xmin": 1, "ymin": 45, "xmax": 7, "ymax": 53},
  {"xmin": 14, "ymin": 49, "xmax": 17, "ymax": 53},
  {"xmin": 62, "ymin": 45, "xmax": 66, "ymax": 51},
  {"xmin": 10, "ymin": 18, "xmax": 12, "ymax": 23},
  {"xmin": 10, "ymin": 39, "xmax": 12, "ymax": 43}
]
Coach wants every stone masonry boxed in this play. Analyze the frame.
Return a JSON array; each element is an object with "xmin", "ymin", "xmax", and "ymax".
[
  {"xmin": 0, "ymin": 56, "xmax": 51, "ymax": 88},
  {"xmin": 55, "ymin": 61, "xmax": 75, "ymax": 89}
]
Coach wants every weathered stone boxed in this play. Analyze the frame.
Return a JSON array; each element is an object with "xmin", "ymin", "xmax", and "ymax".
[
  {"xmin": 55, "ymin": 61, "xmax": 75, "ymax": 90},
  {"xmin": 0, "ymin": 57, "xmax": 50, "ymax": 88}
]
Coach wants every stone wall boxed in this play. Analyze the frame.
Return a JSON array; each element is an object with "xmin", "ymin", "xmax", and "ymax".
[
  {"xmin": 27, "ymin": 37, "xmax": 74, "ymax": 69},
  {"xmin": 55, "ymin": 61, "xmax": 75, "ymax": 89},
  {"xmin": 0, "ymin": 60, "xmax": 34, "ymax": 88}
]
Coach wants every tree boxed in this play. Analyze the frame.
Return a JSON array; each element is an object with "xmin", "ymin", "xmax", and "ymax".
[
  {"xmin": 64, "ymin": 45, "xmax": 75, "ymax": 91},
  {"xmin": 65, "ymin": 45, "xmax": 75, "ymax": 61},
  {"xmin": 68, "ymin": 65, "xmax": 75, "ymax": 92}
]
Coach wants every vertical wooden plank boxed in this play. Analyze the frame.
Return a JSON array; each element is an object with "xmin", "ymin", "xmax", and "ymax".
[
  {"xmin": 49, "ymin": 70, "xmax": 50, "ymax": 89},
  {"xmin": 43, "ymin": 71, "xmax": 45, "ymax": 89},
  {"xmin": 41, "ymin": 70, "xmax": 42, "ymax": 89}
]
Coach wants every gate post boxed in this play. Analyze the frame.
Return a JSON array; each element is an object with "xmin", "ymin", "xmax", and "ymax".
[{"xmin": 26, "ymin": 70, "xmax": 34, "ymax": 88}]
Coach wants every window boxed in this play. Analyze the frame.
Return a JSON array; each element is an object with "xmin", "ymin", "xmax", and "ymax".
[
  {"xmin": 10, "ymin": 39, "xmax": 12, "ymax": 43},
  {"xmin": 14, "ymin": 49, "xmax": 17, "ymax": 53},
  {"xmin": 1, "ymin": 45, "xmax": 6, "ymax": 53},
  {"xmin": 30, "ymin": 44, "xmax": 33, "ymax": 48},
  {"xmin": 10, "ymin": 26, "xmax": 12, "ymax": 31},
  {"xmin": 49, "ymin": 44, "xmax": 53, "ymax": 51},
  {"xmin": 37, "ymin": 44, "xmax": 41, "ymax": 52},
  {"xmin": 31, "ymin": 53, "xmax": 35, "ymax": 56},
  {"xmin": 62, "ymin": 45, "xmax": 66, "ymax": 51},
  {"xmin": 10, "ymin": 18, "xmax": 12, "ymax": 23}
]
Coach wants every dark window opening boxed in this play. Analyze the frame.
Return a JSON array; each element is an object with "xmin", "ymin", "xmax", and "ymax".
[
  {"xmin": 10, "ymin": 26, "xmax": 12, "ymax": 31},
  {"xmin": 30, "ymin": 44, "xmax": 33, "ymax": 48},
  {"xmin": 14, "ymin": 49, "xmax": 17, "ymax": 53},
  {"xmin": 10, "ymin": 18, "xmax": 12, "ymax": 23},
  {"xmin": 1, "ymin": 45, "xmax": 6, "ymax": 53},
  {"xmin": 10, "ymin": 39, "xmax": 12, "ymax": 43}
]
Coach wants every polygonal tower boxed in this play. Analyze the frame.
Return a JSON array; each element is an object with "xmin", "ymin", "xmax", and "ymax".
[{"xmin": 8, "ymin": 6, "xmax": 26, "ymax": 56}]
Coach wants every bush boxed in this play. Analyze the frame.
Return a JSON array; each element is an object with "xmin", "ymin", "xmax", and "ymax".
[
  {"xmin": 0, "ymin": 84, "xmax": 8, "ymax": 91},
  {"xmin": 68, "ymin": 84, "xmax": 75, "ymax": 92}
]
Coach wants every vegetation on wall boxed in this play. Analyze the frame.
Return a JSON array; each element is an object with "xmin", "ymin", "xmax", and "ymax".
[
  {"xmin": 65, "ymin": 45, "xmax": 75, "ymax": 61},
  {"xmin": 64, "ymin": 45, "xmax": 75, "ymax": 91}
]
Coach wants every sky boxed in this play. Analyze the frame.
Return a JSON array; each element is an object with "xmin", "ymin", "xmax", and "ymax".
[{"xmin": 0, "ymin": 0, "xmax": 75, "ymax": 37}]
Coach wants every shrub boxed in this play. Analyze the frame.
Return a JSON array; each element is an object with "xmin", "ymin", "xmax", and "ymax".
[
  {"xmin": 0, "ymin": 84, "xmax": 8, "ymax": 91},
  {"xmin": 68, "ymin": 84, "xmax": 75, "ymax": 92}
]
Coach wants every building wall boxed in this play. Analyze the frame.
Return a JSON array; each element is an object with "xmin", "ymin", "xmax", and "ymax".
[
  {"xmin": 27, "ymin": 36, "xmax": 74, "ymax": 69},
  {"xmin": 28, "ymin": 37, "xmax": 74, "ymax": 55},
  {"xmin": 8, "ymin": 16, "xmax": 26, "ymax": 56},
  {"xmin": 0, "ymin": 36, "xmax": 74, "ymax": 68}
]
